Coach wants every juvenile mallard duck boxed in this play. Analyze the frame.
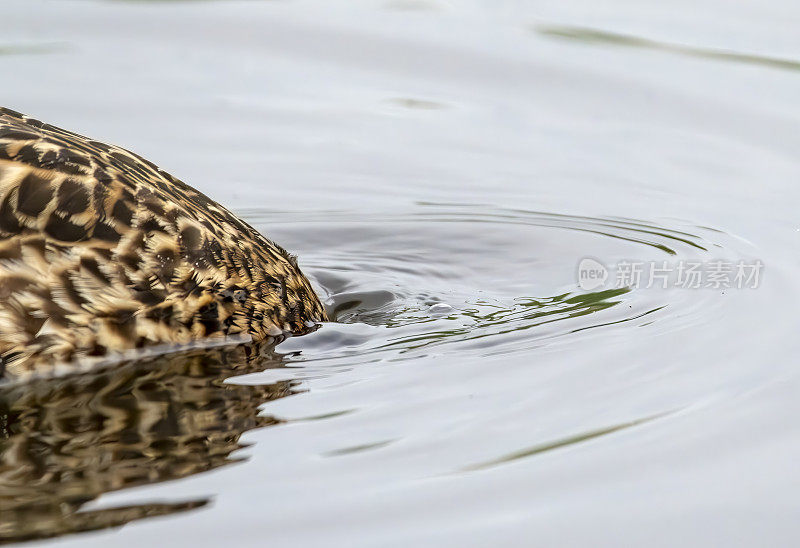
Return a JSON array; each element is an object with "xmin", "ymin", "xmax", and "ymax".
[{"xmin": 0, "ymin": 107, "xmax": 327, "ymax": 378}]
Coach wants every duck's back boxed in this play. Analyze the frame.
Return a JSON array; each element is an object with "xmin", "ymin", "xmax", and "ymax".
[{"xmin": 0, "ymin": 107, "xmax": 326, "ymax": 377}]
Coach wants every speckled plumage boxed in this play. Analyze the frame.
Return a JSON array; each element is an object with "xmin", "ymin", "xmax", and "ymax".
[{"xmin": 0, "ymin": 107, "xmax": 327, "ymax": 378}]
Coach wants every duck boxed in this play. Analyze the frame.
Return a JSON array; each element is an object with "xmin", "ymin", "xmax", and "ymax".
[{"xmin": 0, "ymin": 107, "xmax": 328, "ymax": 378}]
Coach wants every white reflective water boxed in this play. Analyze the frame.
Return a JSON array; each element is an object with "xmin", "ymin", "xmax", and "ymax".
[{"xmin": 4, "ymin": 0, "xmax": 800, "ymax": 546}]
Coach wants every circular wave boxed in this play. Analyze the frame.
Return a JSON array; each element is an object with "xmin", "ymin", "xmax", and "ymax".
[{"xmin": 242, "ymin": 203, "xmax": 742, "ymax": 368}]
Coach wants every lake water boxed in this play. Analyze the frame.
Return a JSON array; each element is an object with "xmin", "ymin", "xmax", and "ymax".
[{"xmin": 2, "ymin": 0, "xmax": 800, "ymax": 545}]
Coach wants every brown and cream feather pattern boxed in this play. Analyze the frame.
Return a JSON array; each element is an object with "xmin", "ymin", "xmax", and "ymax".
[{"xmin": 0, "ymin": 107, "xmax": 327, "ymax": 378}]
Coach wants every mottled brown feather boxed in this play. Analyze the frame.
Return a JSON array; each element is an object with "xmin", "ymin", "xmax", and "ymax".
[{"xmin": 0, "ymin": 107, "xmax": 327, "ymax": 377}]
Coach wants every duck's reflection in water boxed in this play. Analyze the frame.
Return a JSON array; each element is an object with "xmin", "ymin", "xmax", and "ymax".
[{"xmin": 0, "ymin": 343, "xmax": 296, "ymax": 544}]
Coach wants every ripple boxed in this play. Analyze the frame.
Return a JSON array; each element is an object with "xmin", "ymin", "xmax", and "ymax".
[
  {"xmin": 0, "ymin": 43, "xmax": 65, "ymax": 56},
  {"xmin": 386, "ymin": 97, "xmax": 447, "ymax": 110},
  {"xmin": 324, "ymin": 439, "xmax": 396, "ymax": 457},
  {"xmin": 534, "ymin": 24, "xmax": 800, "ymax": 72},
  {"xmin": 247, "ymin": 203, "xmax": 737, "ymax": 369},
  {"xmin": 459, "ymin": 411, "xmax": 671, "ymax": 472},
  {"xmin": 241, "ymin": 203, "xmax": 716, "ymax": 256}
]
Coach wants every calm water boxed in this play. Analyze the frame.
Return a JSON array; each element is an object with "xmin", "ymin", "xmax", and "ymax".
[{"xmin": 3, "ymin": 0, "xmax": 800, "ymax": 545}]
